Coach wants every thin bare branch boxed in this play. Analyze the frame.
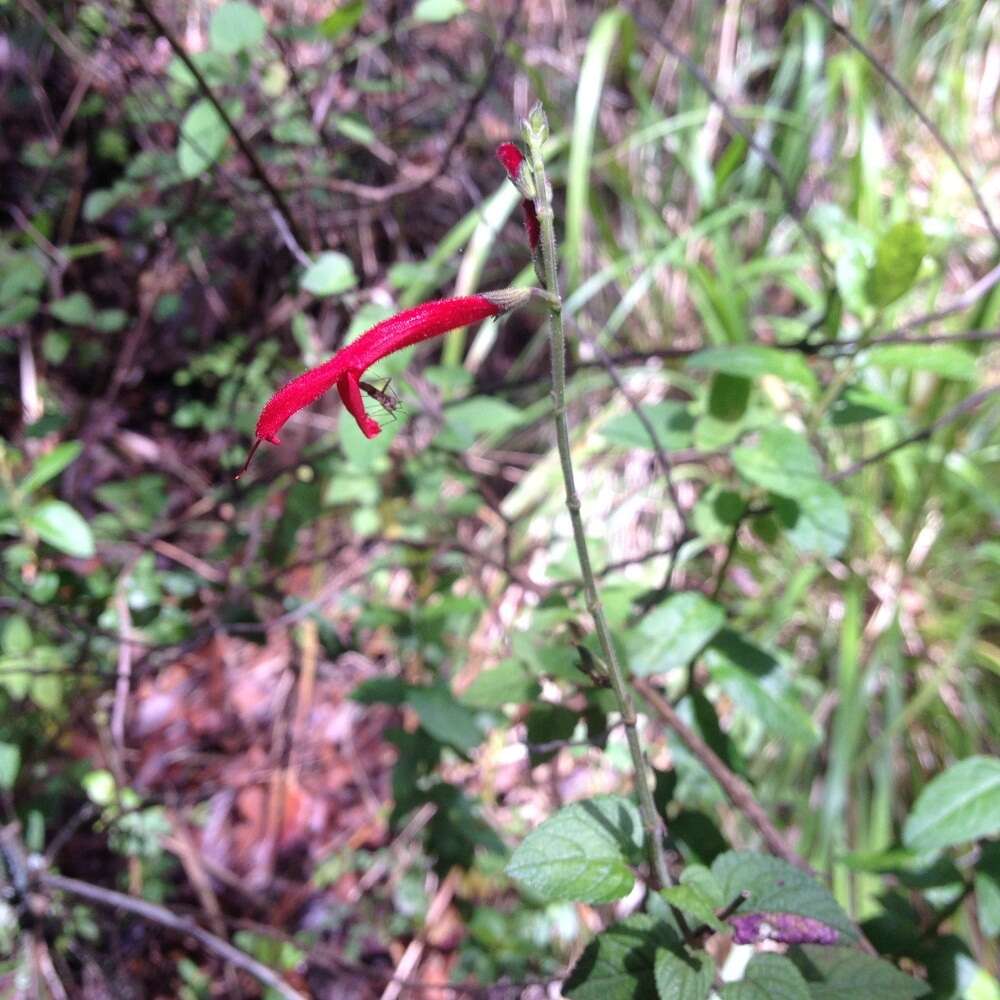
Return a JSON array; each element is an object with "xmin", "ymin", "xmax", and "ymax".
[
  {"xmin": 130, "ymin": 0, "xmax": 309, "ymax": 253},
  {"xmin": 803, "ymin": 0, "xmax": 1000, "ymax": 245},
  {"xmin": 38, "ymin": 872, "xmax": 307, "ymax": 1000},
  {"xmin": 830, "ymin": 386, "xmax": 999, "ymax": 483}
]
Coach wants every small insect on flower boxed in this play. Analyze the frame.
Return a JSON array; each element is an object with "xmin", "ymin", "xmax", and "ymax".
[
  {"xmin": 359, "ymin": 377, "xmax": 402, "ymax": 422},
  {"xmin": 236, "ymin": 288, "xmax": 534, "ymax": 478}
]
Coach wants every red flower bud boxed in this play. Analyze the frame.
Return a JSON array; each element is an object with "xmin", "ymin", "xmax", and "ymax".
[
  {"xmin": 237, "ymin": 290, "xmax": 533, "ymax": 477},
  {"xmin": 496, "ymin": 142, "xmax": 540, "ymax": 254},
  {"xmin": 497, "ymin": 141, "xmax": 527, "ymax": 183}
]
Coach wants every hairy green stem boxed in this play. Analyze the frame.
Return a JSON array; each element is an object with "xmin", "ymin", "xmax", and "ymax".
[{"xmin": 523, "ymin": 108, "xmax": 675, "ymax": 895}]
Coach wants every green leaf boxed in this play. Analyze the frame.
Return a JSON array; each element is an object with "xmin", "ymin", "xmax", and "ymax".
[
  {"xmin": 0, "ymin": 253, "xmax": 45, "ymax": 304},
  {"xmin": 732, "ymin": 427, "xmax": 822, "ymax": 496},
  {"xmin": 564, "ymin": 9, "xmax": 631, "ymax": 289},
  {"xmin": 83, "ymin": 769, "xmax": 117, "ymax": 807},
  {"xmin": 27, "ymin": 500, "xmax": 95, "ymax": 557},
  {"xmin": 439, "ymin": 397, "xmax": 526, "ymax": 450},
  {"xmin": 706, "ymin": 650, "xmax": 819, "ymax": 746},
  {"xmin": 974, "ymin": 842, "xmax": 1000, "ymax": 938},
  {"xmin": 31, "ymin": 671, "xmax": 62, "ymax": 712},
  {"xmin": 864, "ymin": 221, "xmax": 927, "ymax": 308},
  {"xmin": 0, "ymin": 296, "xmax": 39, "ymax": 325},
  {"xmin": 829, "ymin": 385, "xmax": 904, "ymax": 426},
  {"xmin": 773, "ymin": 481, "xmax": 850, "ymax": 558},
  {"xmin": 692, "ymin": 486, "xmax": 746, "ymax": 543},
  {"xmin": 526, "ymin": 703, "xmax": 578, "ymax": 765},
  {"xmin": 564, "ymin": 914, "xmax": 680, "ymax": 1000},
  {"xmin": 406, "ymin": 684, "xmax": 484, "ymax": 754},
  {"xmin": 708, "ymin": 373, "xmax": 751, "ymax": 423},
  {"xmin": 788, "ymin": 946, "xmax": 929, "ymax": 999},
  {"xmin": 17, "ymin": 442, "xmax": 83, "ymax": 496},
  {"xmin": 903, "ymin": 756, "xmax": 1000, "ymax": 851},
  {"xmin": 94, "ymin": 308, "xmax": 128, "ymax": 333},
  {"xmin": 719, "ymin": 954, "xmax": 811, "ymax": 1000},
  {"xmin": 654, "ymin": 947, "xmax": 714, "ymax": 1000},
  {"xmin": 318, "ymin": 1, "xmax": 366, "ymax": 39},
  {"xmin": 300, "ymin": 251, "xmax": 358, "ymax": 297},
  {"xmin": 600, "ymin": 402, "xmax": 695, "ymax": 451},
  {"xmin": 688, "ymin": 346, "xmax": 818, "ymax": 394},
  {"xmin": 210, "ymin": 1, "xmax": 266, "ymax": 54},
  {"xmin": 864, "ymin": 344, "xmax": 977, "ymax": 381},
  {"xmin": 506, "ymin": 795, "xmax": 643, "ymax": 904},
  {"xmin": 412, "ymin": 0, "xmax": 465, "ymax": 23},
  {"xmin": 660, "ymin": 865, "xmax": 725, "ymax": 932},
  {"xmin": 351, "ymin": 676, "xmax": 409, "ymax": 706},
  {"xmin": 272, "ymin": 117, "xmax": 320, "ymax": 145},
  {"xmin": 0, "ymin": 742, "xmax": 20, "ymax": 791},
  {"xmin": 178, "ymin": 99, "xmax": 230, "ymax": 178},
  {"xmin": 629, "ymin": 592, "xmax": 726, "ymax": 677},
  {"xmin": 712, "ymin": 852, "xmax": 858, "ymax": 941},
  {"xmin": 2, "ymin": 616, "xmax": 31, "ymax": 658},
  {"xmin": 460, "ymin": 660, "xmax": 539, "ymax": 709},
  {"xmin": 49, "ymin": 291, "xmax": 95, "ymax": 326}
]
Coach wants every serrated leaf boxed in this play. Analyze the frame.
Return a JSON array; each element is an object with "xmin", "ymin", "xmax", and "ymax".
[
  {"xmin": 903, "ymin": 756, "xmax": 1000, "ymax": 851},
  {"xmin": 564, "ymin": 914, "xmax": 680, "ymax": 1000},
  {"xmin": 507, "ymin": 795, "xmax": 643, "ymax": 904},
  {"xmin": 27, "ymin": 500, "xmax": 95, "ymax": 558},
  {"xmin": 629, "ymin": 592, "xmax": 726, "ymax": 677},
  {"xmin": 864, "ymin": 344, "xmax": 976, "ymax": 381},
  {"xmin": 687, "ymin": 345, "xmax": 818, "ymax": 394},
  {"xmin": 732, "ymin": 427, "xmax": 822, "ymax": 496},
  {"xmin": 210, "ymin": 1, "xmax": 266, "ymax": 54},
  {"xmin": 654, "ymin": 947, "xmax": 714, "ymax": 1000},
  {"xmin": 719, "ymin": 953, "xmax": 811, "ymax": 1000},
  {"xmin": 712, "ymin": 852, "xmax": 857, "ymax": 941},
  {"xmin": 300, "ymin": 251, "xmax": 358, "ymax": 297},
  {"xmin": 17, "ymin": 443, "xmax": 83, "ymax": 496},
  {"xmin": 178, "ymin": 99, "xmax": 230, "ymax": 178},
  {"xmin": 787, "ymin": 945, "xmax": 929, "ymax": 999},
  {"xmin": 864, "ymin": 221, "xmax": 927, "ymax": 308}
]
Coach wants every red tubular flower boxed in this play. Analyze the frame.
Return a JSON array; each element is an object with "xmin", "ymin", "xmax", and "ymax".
[
  {"xmin": 237, "ymin": 289, "xmax": 532, "ymax": 477},
  {"xmin": 496, "ymin": 143, "xmax": 540, "ymax": 254}
]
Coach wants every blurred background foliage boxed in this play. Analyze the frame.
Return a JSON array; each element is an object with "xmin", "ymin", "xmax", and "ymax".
[{"xmin": 0, "ymin": 0, "xmax": 998, "ymax": 996}]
